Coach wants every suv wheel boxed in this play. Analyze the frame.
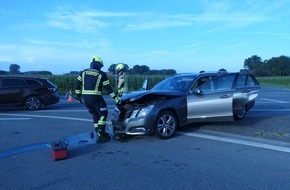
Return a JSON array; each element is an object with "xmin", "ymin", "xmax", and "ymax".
[
  {"xmin": 25, "ymin": 96, "xmax": 42, "ymax": 110},
  {"xmin": 234, "ymin": 106, "xmax": 246, "ymax": 120},
  {"xmin": 155, "ymin": 111, "xmax": 177, "ymax": 139}
]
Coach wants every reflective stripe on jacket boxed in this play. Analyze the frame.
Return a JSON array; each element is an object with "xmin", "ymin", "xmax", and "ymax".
[{"xmin": 75, "ymin": 69, "xmax": 117, "ymax": 98}]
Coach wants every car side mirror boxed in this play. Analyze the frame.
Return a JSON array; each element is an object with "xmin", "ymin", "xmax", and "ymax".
[{"xmin": 194, "ymin": 88, "xmax": 201, "ymax": 94}]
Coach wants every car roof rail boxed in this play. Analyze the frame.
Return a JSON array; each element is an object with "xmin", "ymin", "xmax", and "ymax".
[
  {"xmin": 218, "ymin": 71, "xmax": 228, "ymax": 74},
  {"xmin": 239, "ymin": 69, "xmax": 251, "ymax": 74}
]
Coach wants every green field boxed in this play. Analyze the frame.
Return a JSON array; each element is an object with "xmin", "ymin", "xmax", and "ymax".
[
  {"xmin": 48, "ymin": 75, "xmax": 167, "ymax": 95},
  {"xmin": 2, "ymin": 74, "xmax": 289, "ymax": 95},
  {"xmin": 257, "ymin": 77, "xmax": 290, "ymax": 89},
  {"xmin": 49, "ymin": 75, "xmax": 290, "ymax": 95},
  {"xmin": 47, "ymin": 75, "xmax": 290, "ymax": 94}
]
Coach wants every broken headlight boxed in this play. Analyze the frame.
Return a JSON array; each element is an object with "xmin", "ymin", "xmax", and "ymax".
[{"xmin": 130, "ymin": 104, "xmax": 154, "ymax": 118}]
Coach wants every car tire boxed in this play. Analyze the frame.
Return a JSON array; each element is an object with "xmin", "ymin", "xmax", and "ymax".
[
  {"xmin": 155, "ymin": 111, "xmax": 177, "ymax": 139},
  {"xmin": 234, "ymin": 106, "xmax": 246, "ymax": 120},
  {"xmin": 24, "ymin": 96, "xmax": 42, "ymax": 110}
]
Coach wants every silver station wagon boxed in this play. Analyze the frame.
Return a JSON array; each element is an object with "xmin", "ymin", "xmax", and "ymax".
[{"xmin": 112, "ymin": 69, "xmax": 260, "ymax": 139}]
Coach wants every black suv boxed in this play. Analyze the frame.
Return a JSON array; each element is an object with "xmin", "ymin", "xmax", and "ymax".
[{"xmin": 0, "ymin": 76, "xmax": 59, "ymax": 110}]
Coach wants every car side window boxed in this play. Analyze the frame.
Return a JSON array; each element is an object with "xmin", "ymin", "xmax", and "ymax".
[
  {"xmin": 189, "ymin": 76, "xmax": 209, "ymax": 94},
  {"xmin": 25, "ymin": 79, "xmax": 42, "ymax": 86},
  {"xmin": 194, "ymin": 77, "xmax": 210, "ymax": 88},
  {"xmin": 216, "ymin": 74, "xmax": 235, "ymax": 90},
  {"xmin": 1, "ymin": 79, "xmax": 26, "ymax": 87},
  {"xmin": 200, "ymin": 74, "xmax": 235, "ymax": 93},
  {"xmin": 236, "ymin": 74, "xmax": 258, "ymax": 87},
  {"xmin": 199, "ymin": 79, "xmax": 215, "ymax": 93},
  {"xmin": 236, "ymin": 75, "xmax": 247, "ymax": 87},
  {"xmin": 246, "ymin": 75, "xmax": 257, "ymax": 86}
]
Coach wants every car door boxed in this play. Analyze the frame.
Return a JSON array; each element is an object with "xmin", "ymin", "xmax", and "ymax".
[
  {"xmin": 187, "ymin": 74, "xmax": 236, "ymax": 122},
  {"xmin": 232, "ymin": 73, "xmax": 261, "ymax": 114},
  {"xmin": 0, "ymin": 78, "xmax": 27, "ymax": 105}
]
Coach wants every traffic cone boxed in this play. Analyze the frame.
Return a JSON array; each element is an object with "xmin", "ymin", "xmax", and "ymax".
[{"xmin": 67, "ymin": 89, "xmax": 74, "ymax": 102}]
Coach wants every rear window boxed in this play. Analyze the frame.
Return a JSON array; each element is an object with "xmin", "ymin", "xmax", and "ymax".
[
  {"xmin": 1, "ymin": 78, "xmax": 26, "ymax": 87},
  {"xmin": 46, "ymin": 80, "xmax": 56, "ymax": 87}
]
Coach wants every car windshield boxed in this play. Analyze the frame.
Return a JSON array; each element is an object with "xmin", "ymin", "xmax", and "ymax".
[{"xmin": 151, "ymin": 75, "xmax": 196, "ymax": 93}]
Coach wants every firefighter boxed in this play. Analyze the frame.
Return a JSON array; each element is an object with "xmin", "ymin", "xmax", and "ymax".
[
  {"xmin": 114, "ymin": 63, "xmax": 129, "ymax": 141},
  {"xmin": 116, "ymin": 63, "xmax": 127, "ymax": 98},
  {"xmin": 75, "ymin": 56, "xmax": 120, "ymax": 143}
]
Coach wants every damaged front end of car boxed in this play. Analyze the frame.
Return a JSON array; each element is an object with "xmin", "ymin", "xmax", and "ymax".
[
  {"xmin": 112, "ymin": 103, "xmax": 154, "ymax": 135},
  {"xmin": 112, "ymin": 92, "xmax": 160, "ymax": 136},
  {"xmin": 111, "ymin": 90, "xmax": 182, "ymax": 136}
]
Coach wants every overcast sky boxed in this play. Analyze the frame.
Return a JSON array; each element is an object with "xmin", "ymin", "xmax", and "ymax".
[{"xmin": 0, "ymin": 0, "xmax": 290, "ymax": 74}]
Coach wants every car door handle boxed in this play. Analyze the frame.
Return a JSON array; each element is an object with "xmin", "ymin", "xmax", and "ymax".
[
  {"xmin": 242, "ymin": 89, "xmax": 251, "ymax": 93},
  {"xmin": 220, "ymin": 94, "xmax": 231, "ymax": 99}
]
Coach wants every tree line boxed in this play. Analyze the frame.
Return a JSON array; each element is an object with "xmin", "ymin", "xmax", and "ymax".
[
  {"xmin": 2, "ymin": 55, "xmax": 290, "ymax": 77},
  {"xmin": 0, "ymin": 64, "xmax": 53, "ymax": 75},
  {"xmin": 0, "ymin": 63, "xmax": 177, "ymax": 76},
  {"xmin": 244, "ymin": 55, "xmax": 290, "ymax": 76},
  {"xmin": 107, "ymin": 63, "xmax": 176, "ymax": 75}
]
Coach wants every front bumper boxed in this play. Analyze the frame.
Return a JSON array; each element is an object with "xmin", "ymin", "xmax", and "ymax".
[{"xmin": 112, "ymin": 107, "xmax": 155, "ymax": 135}]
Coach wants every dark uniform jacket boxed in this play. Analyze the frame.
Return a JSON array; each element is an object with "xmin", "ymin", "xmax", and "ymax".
[{"xmin": 75, "ymin": 68, "xmax": 118, "ymax": 101}]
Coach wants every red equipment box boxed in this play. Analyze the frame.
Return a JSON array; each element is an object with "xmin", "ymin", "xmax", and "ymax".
[{"xmin": 51, "ymin": 141, "xmax": 68, "ymax": 161}]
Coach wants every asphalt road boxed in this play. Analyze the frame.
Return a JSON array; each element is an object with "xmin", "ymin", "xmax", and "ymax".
[{"xmin": 0, "ymin": 86, "xmax": 290, "ymax": 190}]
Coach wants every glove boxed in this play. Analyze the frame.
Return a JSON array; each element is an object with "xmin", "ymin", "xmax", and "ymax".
[
  {"xmin": 118, "ymin": 90, "xmax": 123, "ymax": 97},
  {"xmin": 115, "ymin": 96, "xmax": 121, "ymax": 105},
  {"xmin": 75, "ymin": 94, "xmax": 83, "ymax": 104}
]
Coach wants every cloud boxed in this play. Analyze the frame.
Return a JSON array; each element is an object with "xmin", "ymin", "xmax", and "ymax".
[
  {"xmin": 187, "ymin": 0, "xmax": 288, "ymax": 32},
  {"xmin": 45, "ymin": 1, "xmax": 288, "ymax": 35},
  {"xmin": 239, "ymin": 32, "xmax": 290, "ymax": 37},
  {"xmin": 47, "ymin": 6, "xmax": 138, "ymax": 34},
  {"xmin": 123, "ymin": 7, "xmax": 274, "ymax": 31},
  {"xmin": 25, "ymin": 37, "xmax": 112, "ymax": 50},
  {"xmin": 47, "ymin": 12, "xmax": 107, "ymax": 34},
  {"xmin": 0, "ymin": 44, "xmax": 19, "ymax": 63}
]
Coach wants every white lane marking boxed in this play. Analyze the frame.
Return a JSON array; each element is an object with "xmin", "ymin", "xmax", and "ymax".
[
  {"xmin": 253, "ymin": 109, "xmax": 290, "ymax": 112},
  {"xmin": 181, "ymin": 132, "xmax": 290, "ymax": 153},
  {"xmin": 0, "ymin": 118, "xmax": 31, "ymax": 121},
  {"xmin": 0, "ymin": 109, "xmax": 115, "ymax": 121},
  {"xmin": 29, "ymin": 108, "xmax": 115, "ymax": 113},
  {"xmin": 37, "ymin": 110, "xmax": 88, "ymax": 112},
  {"xmin": 260, "ymin": 98, "xmax": 289, "ymax": 103},
  {"xmin": 0, "ymin": 114, "xmax": 91, "ymax": 122},
  {"xmin": 256, "ymin": 101, "xmax": 285, "ymax": 104},
  {"xmin": 23, "ymin": 108, "xmax": 290, "ymax": 113}
]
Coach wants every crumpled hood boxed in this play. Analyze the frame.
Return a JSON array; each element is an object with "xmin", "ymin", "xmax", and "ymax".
[{"xmin": 121, "ymin": 90, "xmax": 184, "ymax": 104}]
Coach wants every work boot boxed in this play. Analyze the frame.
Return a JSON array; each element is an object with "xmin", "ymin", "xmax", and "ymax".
[
  {"xmin": 97, "ymin": 132, "xmax": 110, "ymax": 143},
  {"xmin": 114, "ymin": 133, "xmax": 128, "ymax": 142}
]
